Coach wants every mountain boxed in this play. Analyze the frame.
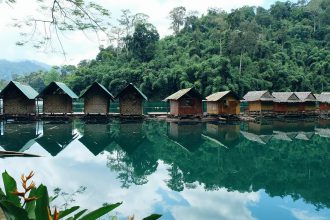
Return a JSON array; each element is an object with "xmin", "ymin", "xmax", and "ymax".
[{"xmin": 0, "ymin": 60, "xmax": 51, "ymax": 81}]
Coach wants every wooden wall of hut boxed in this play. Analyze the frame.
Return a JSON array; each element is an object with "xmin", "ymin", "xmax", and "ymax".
[
  {"xmin": 84, "ymin": 88, "xmax": 110, "ymax": 114},
  {"xmin": 170, "ymin": 98, "xmax": 203, "ymax": 116},
  {"xmin": 298, "ymin": 102, "xmax": 317, "ymax": 112},
  {"xmin": 247, "ymin": 101, "xmax": 273, "ymax": 112},
  {"xmin": 119, "ymin": 91, "xmax": 143, "ymax": 116},
  {"xmin": 2, "ymin": 90, "xmax": 35, "ymax": 115},
  {"xmin": 207, "ymin": 96, "xmax": 240, "ymax": 115},
  {"xmin": 43, "ymin": 94, "xmax": 73, "ymax": 114},
  {"xmin": 273, "ymin": 103, "xmax": 299, "ymax": 112},
  {"xmin": 320, "ymin": 103, "xmax": 330, "ymax": 111}
]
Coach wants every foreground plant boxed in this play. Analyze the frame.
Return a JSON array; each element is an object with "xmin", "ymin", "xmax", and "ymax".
[{"xmin": 0, "ymin": 171, "xmax": 161, "ymax": 220}]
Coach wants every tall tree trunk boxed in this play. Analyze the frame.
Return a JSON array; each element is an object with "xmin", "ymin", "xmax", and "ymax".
[{"xmin": 239, "ymin": 51, "xmax": 243, "ymax": 75}]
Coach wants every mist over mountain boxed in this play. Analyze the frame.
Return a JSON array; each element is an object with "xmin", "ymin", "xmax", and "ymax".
[{"xmin": 0, "ymin": 60, "xmax": 51, "ymax": 81}]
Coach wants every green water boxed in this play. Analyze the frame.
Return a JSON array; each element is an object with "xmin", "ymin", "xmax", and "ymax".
[{"xmin": 1, "ymin": 119, "xmax": 330, "ymax": 220}]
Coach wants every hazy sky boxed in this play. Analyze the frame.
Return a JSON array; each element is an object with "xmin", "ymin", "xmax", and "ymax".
[{"xmin": 0, "ymin": 0, "xmax": 295, "ymax": 66}]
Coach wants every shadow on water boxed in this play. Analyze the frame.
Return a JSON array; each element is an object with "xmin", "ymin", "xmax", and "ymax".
[{"xmin": 1, "ymin": 119, "xmax": 330, "ymax": 209}]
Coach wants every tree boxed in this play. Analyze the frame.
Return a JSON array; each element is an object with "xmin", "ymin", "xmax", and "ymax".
[
  {"xmin": 126, "ymin": 23, "xmax": 159, "ymax": 62},
  {"xmin": 3, "ymin": 0, "xmax": 111, "ymax": 57},
  {"xmin": 169, "ymin": 6, "xmax": 186, "ymax": 34}
]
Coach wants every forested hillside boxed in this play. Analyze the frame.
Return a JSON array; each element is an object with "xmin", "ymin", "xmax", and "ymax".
[{"xmin": 14, "ymin": 0, "xmax": 330, "ymax": 99}]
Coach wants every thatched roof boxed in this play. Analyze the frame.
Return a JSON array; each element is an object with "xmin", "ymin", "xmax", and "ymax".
[
  {"xmin": 243, "ymin": 91, "xmax": 274, "ymax": 102},
  {"xmin": 272, "ymin": 92, "xmax": 300, "ymax": 103},
  {"xmin": 206, "ymin": 91, "xmax": 239, "ymax": 102},
  {"xmin": 164, "ymin": 88, "xmax": 203, "ymax": 101},
  {"xmin": 115, "ymin": 83, "xmax": 148, "ymax": 100},
  {"xmin": 38, "ymin": 82, "xmax": 78, "ymax": 99},
  {"xmin": 80, "ymin": 82, "xmax": 114, "ymax": 100},
  {"xmin": 0, "ymin": 81, "xmax": 38, "ymax": 100},
  {"xmin": 294, "ymin": 92, "xmax": 316, "ymax": 102},
  {"xmin": 316, "ymin": 92, "xmax": 330, "ymax": 103}
]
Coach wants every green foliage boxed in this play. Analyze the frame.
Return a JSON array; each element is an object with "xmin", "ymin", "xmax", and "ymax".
[
  {"xmin": 0, "ymin": 171, "xmax": 161, "ymax": 220},
  {"xmin": 15, "ymin": 0, "xmax": 330, "ymax": 99}
]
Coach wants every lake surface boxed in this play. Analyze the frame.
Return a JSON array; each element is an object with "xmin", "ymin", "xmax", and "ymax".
[{"xmin": 1, "ymin": 119, "xmax": 330, "ymax": 220}]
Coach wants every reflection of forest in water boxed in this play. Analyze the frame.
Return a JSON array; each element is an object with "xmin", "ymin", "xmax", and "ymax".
[{"xmin": 1, "ymin": 119, "xmax": 330, "ymax": 209}]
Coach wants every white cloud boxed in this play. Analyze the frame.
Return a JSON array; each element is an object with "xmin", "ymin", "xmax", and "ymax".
[{"xmin": 0, "ymin": 0, "xmax": 288, "ymax": 66}]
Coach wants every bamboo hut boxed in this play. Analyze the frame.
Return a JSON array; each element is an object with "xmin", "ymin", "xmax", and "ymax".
[
  {"xmin": 0, "ymin": 81, "xmax": 38, "ymax": 115},
  {"xmin": 295, "ymin": 92, "xmax": 317, "ymax": 112},
  {"xmin": 272, "ymin": 92, "xmax": 300, "ymax": 113},
  {"xmin": 205, "ymin": 91, "xmax": 240, "ymax": 116},
  {"xmin": 80, "ymin": 82, "xmax": 114, "ymax": 114},
  {"xmin": 115, "ymin": 83, "xmax": 148, "ymax": 116},
  {"xmin": 164, "ymin": 88, "xmax": 203, "ymax": 117},
  {"xmin": 38, "ymin": 82, "xmax": 78, "ymax": 114},
  {"xmin": 316, "ymin": 92, "xmax": 330, "ymax": 112},
  {"xmin": 242, "ymin": 91, "xmax": 274, "ymax": 113}
]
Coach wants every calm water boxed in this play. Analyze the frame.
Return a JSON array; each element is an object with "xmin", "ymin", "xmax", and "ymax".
[{"xmin": 1, "ymin": 119, "xmax": 330, "ymax": 220}]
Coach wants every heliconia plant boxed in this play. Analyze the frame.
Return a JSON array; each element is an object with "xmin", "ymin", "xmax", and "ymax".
[{"xmin": 0, "ymin": 171, "xmax": 161, "ymax": 220}]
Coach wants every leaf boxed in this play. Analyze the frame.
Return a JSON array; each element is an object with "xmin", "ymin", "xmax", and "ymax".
[
  {"xmin": 79, "ymin": 202, "xmax": 122, "ymax": 220},
  {"xmin": 0, "ymin": 200, "xmax": 29, "ymax": 220},
  {"xmin": 143, "ymin": 214, "xmax": 162, "ymax": 220},
  {"xmin": 2, "ymin": 171, "xmax": 21, "ymax": 207},
  {"xmin": 34, "ymin": 184, "xmax": 50, "ymax": 220},
  {"xmin": 25, "ymin": 188, "xmax": 37, "ymax": 219},
  {"xmin": 72, "ymin": 209, "xmax": 87, "ymax": 220},
  {"xmin": 59, "ymin": 206, "xmax": 80, "ymax": 219}
]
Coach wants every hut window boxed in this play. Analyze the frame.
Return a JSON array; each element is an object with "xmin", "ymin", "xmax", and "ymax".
[
  {"xmin": 224, "ymin": 100, "xmax": 229, "ymax": 107},
  {"xmin": 182, "ymin": 98, "xmax": 193, "ymax": 106}
]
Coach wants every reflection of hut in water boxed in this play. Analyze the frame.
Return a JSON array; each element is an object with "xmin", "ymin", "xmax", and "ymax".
[
  {"xmin": 36, "ymin": 122, "xmax": 77, "ymax": 156},
  {"xmin": 115, "ymin": 122, "xmax": 146, "ymax": 154},
  {"xmin": 164, "ymin": 88, "xmax": 203, "ymax": 117},
  {"xmin": 272, "ymin": 131, "xmax": 295, "ymax": 142},
  {"xmin": 295, "ymin": 132, "xmax": 314, "ymax": 141},
  {"xmin": 79, "ymin": 123, "xmax": 113, "ymax": 155},
  {"xmin": 205, "ymin": 122, "xmax": 240, "ymax": 148},
  {"xmin": 315, "ymin": 128, "xmax": 330, "ymax": 138},
  {"xmin": 240, "ymin": 131, "xmax": 272, "ymax": 144},
  {"xmin": 248, "ymin": 121, "xmax": 273, "ymax": 135},
  {"xmin": 0, "ymin": 81, "xmax": 38, "ymax": 115},
  {"xmin": 167, "ymin": 122, "xmax": 203, "ymax": 152},
  {"xmin": 206, "ymin": 91, "xmax": 240, "ymax": 116},
  {"xmin": 115, "ymin": 83, "xmax": 148, "ymax": 116},
  {"xmin": 0, "ymin": 122, "xmax": 38, "ymax": 151},
  {"xmin": 80, "ymin": 82, "xmax": 114, "ymax": 114},
  {"xmin": 273, "ymin": 120, "xmax": 315, "ymax": 133},
  {"xmin": 38, "ymin": 82, "xmax": 78, "ymax": 114}
]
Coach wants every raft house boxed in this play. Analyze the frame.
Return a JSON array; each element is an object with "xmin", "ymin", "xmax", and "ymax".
[
  {"xmin": 80, "ymin": 82, "xmax": 114, "ymax": 115},
  {"xmin": 115, "ymin": 83, "xmax": 148, "ymax": 117},
  {"xmin": 242, "ymin": 91, "xmax": 274, "ymax": 115},
  {"xmin": 205, "ymin": 91, "xmax": 240, "ymax": 117},
  {"xmin": 38, "ymin": 82, "xmax": 78, "ymax": 116},
  {"xmin": 295, "ymin": 92, "xmax": 317, "ymax": 113},
  {"xmin": 272, "ymin": 92, "xmax": 300, "ymax": 114},
  {"xmin": 163, "ymin": 88, "xmax": 203, "ymax": 118},
  {"xmin": 316, "ymin": 92, "xmax": 330, "ymax": 113},
  {"xmin": 0, "ymin": 81, "xmax": 38, "ymax": 118}
]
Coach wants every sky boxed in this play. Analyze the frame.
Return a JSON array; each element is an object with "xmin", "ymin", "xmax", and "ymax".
[{"xmin": 0, "ymin": 0, "xmax": 295, "ymax": 66}]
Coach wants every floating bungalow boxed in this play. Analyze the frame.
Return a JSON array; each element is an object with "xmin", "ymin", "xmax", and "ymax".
[
  {"xmin": 38, "ymin": 82, "xmax": 78, "ymax": 114},
  {"xmin": 205, "ymin": 91, "xmax": 240, "ymax": 116},
  {"xmin": 0, "ymin": 81, "xmax": 38, "ymax": 115},
  {"xmin": 295, "ymin": 92, "xmax": 317, "ymax": 112},
  {"xmin": 115, "ymin": 83, "xmax": 148, "ymax": 116},
  {"xmin": 316, "ymin": 92, "xmax": 330, "ymax": 112},
  {"xmin": 272, "ymin": 92, "xmax": 300, "ymax": 113},
  {"xmin": 164, "ymin": 88, "xmax": 203, "ymax": 117},
  {"xmin": 80, "ymin": 82, "xmax": 114, "ymax": 114},
  {"xmin": 242, "ymin": 91, "xmax": 274, "ymax": 114}
]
